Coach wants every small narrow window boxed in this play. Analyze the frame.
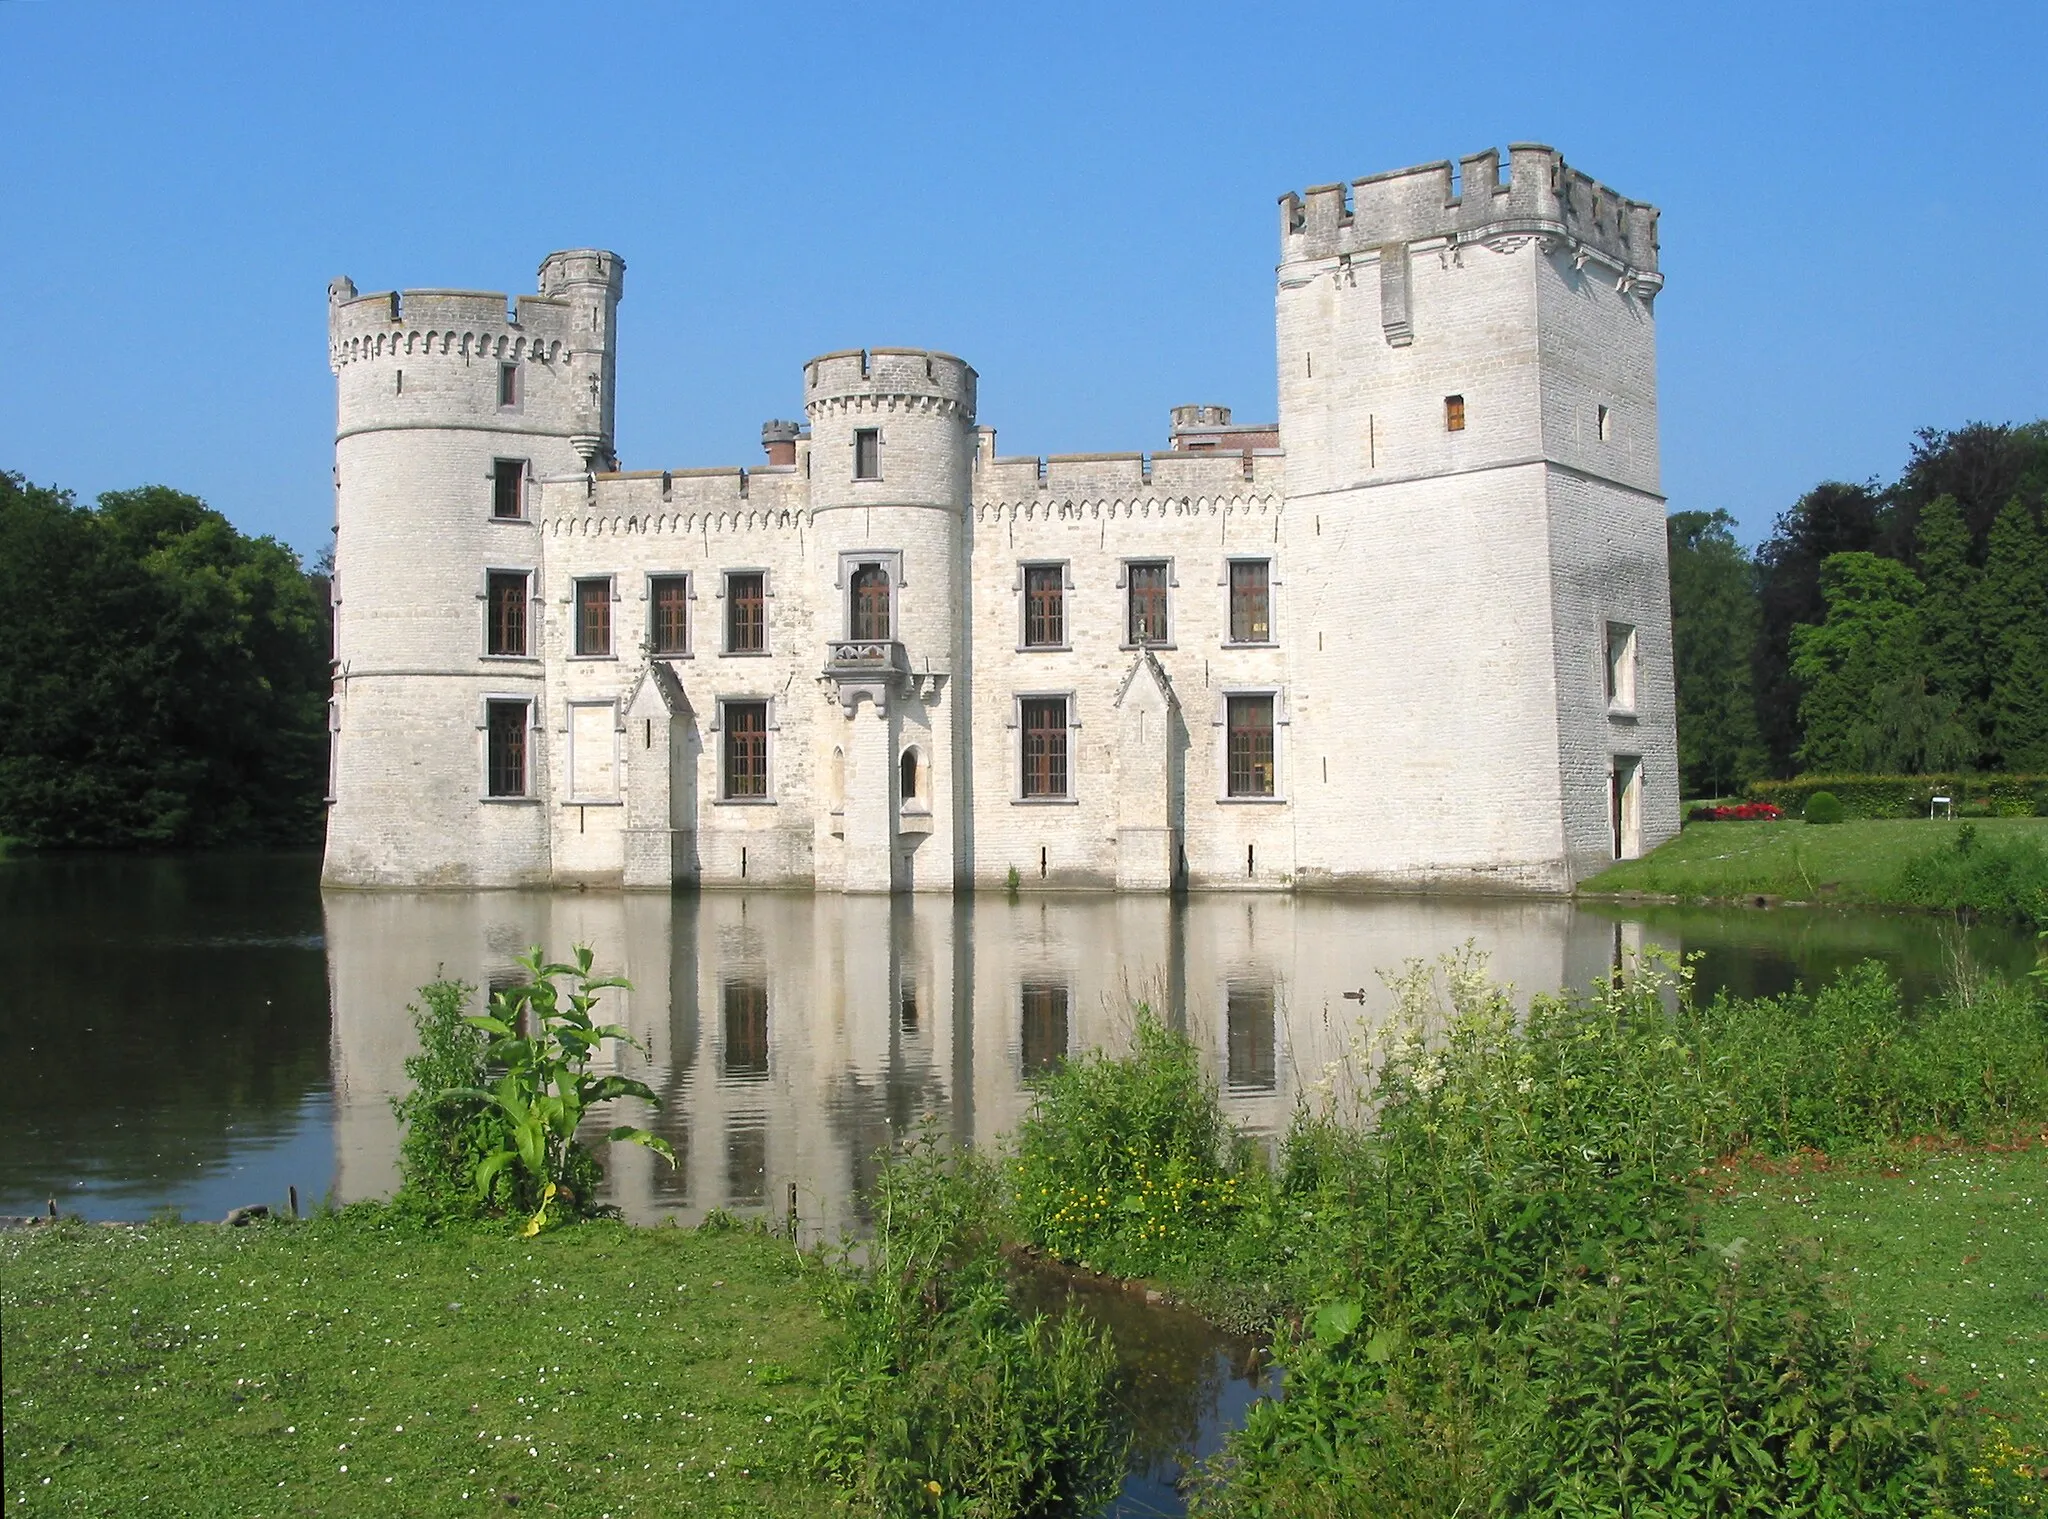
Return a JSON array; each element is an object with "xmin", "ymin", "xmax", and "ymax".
[
  {"xmin": 650, "ymin": 575, "xmax": 690, "ymax": 656},
  {"xmin": 485, "ymin": 571, "xmax": 528, "ymax": 656},
  {"xmin": 853, "ymin": 428, "xmax": 881, "ymax": 480},
  {"xmin": 723, "ymin": 700, "xmax": 769, "ymax": 799},
  {"xmin": 1597, "ymin": 404, "xmax": 1613, "ymax": 442},
  {"xmin": 726, "ymin": 571, "xmax": 766, "ymax": 653},
  {"xmin": 485, "ymin": 700, "xmax": 529, "ymax": 797},
  {"xmin": 499, "ymin": 363, "xmax": 519, "ymax": 408},
  {"xmin": 1445, "ymin": 395, "xmax": 1466, "ymax": 432},
  {"xmin": 1228, "ymin": 560, "xmax": 1271, "ymax": 643},
  {"xmin": 850, "ymin": 563, "xmax": 891, "ymax": 640},
  {"xmin": 1227, "ymin": 694, "xmax": 1276, "ymax": 797},
  {"xmin": 1020, "ymin": 697, "xmax": 1069, "ymax": 799},
  {"xmin": 900, "ymin": 748, "xmax": 918, "ymax": 802},
  {"xmin": 575, "ymin": 578, "xmax": 612, "ymax": 657},
  {"xmin": 1606, "ymin": 622, "xmax": 1638, "ymax": 710},
  {"xmin": 1611, "ymin": 755, "xmax": 1643, "ymax": 860},
  {"xmin": 1023, "ymin": 564, "xmax": 1065, "ymax": 648},
  {"xmin": 491, "ymin": 459, "xmax": 525, "ymax": 519},
  {"xmin": 1020, "ymin": 983, "xmax": 1069, "ymax": 1076},
  {"xmin": 1126, "ymin": 561, "xmax": 1169, "ymax": 645}
]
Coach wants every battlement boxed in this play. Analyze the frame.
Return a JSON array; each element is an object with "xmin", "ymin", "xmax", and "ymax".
[
  {"xmin": 326, "ymin": 282, "xmax": 584, "ymax": 370},
  {"xmin": 975, "ymin": 447, "xmax": 1283, "ymax": 508},
  {"xmin": 803, "ymin": 348, "xmax": 977, "ymax": 419},
  {"xmin": 1279, "ymin": 145, "xmax": 1658, "ymax": 275}
]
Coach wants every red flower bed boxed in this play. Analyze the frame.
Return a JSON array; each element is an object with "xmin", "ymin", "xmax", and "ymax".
[{"xmin": 1687, "ymin": 802, "xmax": 1784, "ymax": 823}]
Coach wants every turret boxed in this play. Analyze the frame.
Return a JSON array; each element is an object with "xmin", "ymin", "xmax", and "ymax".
[
  {"xmin": 802, "ymin": 348, "xmax": 977, "ymax": 892},
  {"xmin": 322, "ymin": 251, "xmax": 625, "ymax": 888}
]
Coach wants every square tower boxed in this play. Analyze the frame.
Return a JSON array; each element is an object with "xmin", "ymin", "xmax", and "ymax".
[{"xmin": 1275, "ymin": 146, "xmax": 1678, "ymax": 889}]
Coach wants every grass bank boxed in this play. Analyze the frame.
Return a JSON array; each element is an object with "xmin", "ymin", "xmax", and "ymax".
[
  {"xmin": 0, "ymin": 1212, "xmax": 833, "ymax": 1517},
  {"xmin": 1005, "ymin": 953, "xmax": 2048, "ymax": 1515},
  {"xmin": 1582, "ymin": 816, "xmax": 2048, "ymax": 917}
]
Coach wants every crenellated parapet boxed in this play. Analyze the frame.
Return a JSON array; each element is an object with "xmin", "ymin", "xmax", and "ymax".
[
  {"xmin": 974, "ymin": 448, "xmax": 1284, "ymax": 513},
  {"xmin": 534, "ymin": 465, "xmax": 811, "ymax": 538},
  {"xmin": 327, "ymin": 285, "xmax": 582, "ymax": 372},
  {"xmin": 1279, "ymin": 144, "xmax": 1659, "ymax": 291},
  {"xmin": 803, "ymin": 347, "xmax": 977, "ymax": 424}
]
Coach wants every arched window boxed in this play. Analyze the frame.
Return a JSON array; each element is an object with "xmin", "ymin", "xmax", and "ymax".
[
  {"xmin": 900, "ymin": 747, "xmax": 918, "ymax": 802},
  {"xmin": 851, "ymin": 564, "xmax": 891, "ymax": 640}
]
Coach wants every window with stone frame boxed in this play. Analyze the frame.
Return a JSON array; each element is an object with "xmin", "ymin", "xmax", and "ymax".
[
  {"xmin": 1445, "ymin": 394, "xmax": 1466, "ymax": 432},
  {"xmin": 491, "ymin": 459, "xmax": 525, "ymax": 519},
  {"xmin": 723, "ymin": 979, "xmax": 769, "ymax": 1077},
  {"xmin": 723, "ymin": 700, "xmax": 769, "ymax": 799},
  {"xmin": 485, "ymin": 700, "xmax": 530, "ymax": 797},
  {"xmin": 1228, "ymin": 559, "xmax": 1271, "ymax": 643},
  {"xmin": 1225, "ymin": 983, "xmax": 1278, "ymax": 1093},
  {"xmin": 486, "ymin": 571, "xmax": 528, "ymax": 656},
  {"xmin": 725, "ymin": 571, "xmax": 766, "ymax": 653},
  {"xmin": 1226, "ymin": 694, "xmax": 1275, "ymax": 797},
  {"xmin": 854, "ymin": 428, "xmax": 881, "ymax": 480},
  {"xmin": 575, "ymin": 578, "xmax": 613, "ymax": 657},
  {"xmin": 850, "ymin": 563, "xmax": 891, "ymax": 640},
  {"xmin": 650, "ymin": 575, "xmax": 690, "ymax": 656},
  {"xmin": 498, "ymin": 363, "xmax": 519, "ymax": 408},
  {"xmin": 1020, "ymin": 697, "xmax": 1069, "ymax": 799},
  {"xmin": 1126, "ymin": 561, "xmax": 1169, "ymax": 645},
  {"xmin": 1606, "ymin": 622, "xmax": 1637, "ymax": 710},
  {"xmin": 1023, "ymin": 564, "xmax": 1065, "ymax": 648}
]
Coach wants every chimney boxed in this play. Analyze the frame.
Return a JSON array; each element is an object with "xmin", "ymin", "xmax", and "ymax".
[{"xmin": 761, "ymin": 419, "xmax": 802, "ymax": 467}]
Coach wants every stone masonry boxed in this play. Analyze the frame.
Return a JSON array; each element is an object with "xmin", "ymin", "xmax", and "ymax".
[{"xmin": 322, "ymin": 146, "xmax": 1679, "ymax": 893}]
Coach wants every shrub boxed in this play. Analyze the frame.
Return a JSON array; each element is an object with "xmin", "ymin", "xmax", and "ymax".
[
  {"xmin": 1687, "ymin": 801, "xmax": 1783, "ymax": 822},
  {"xmin": 1896, "ymin": 828, "xmax": 2048, "ymax": 923},
  {"xmin": 392, "ymin": 978, "xmax": 503, "ymax": 1221},
  {"xmin": 1803, "ymin": 789, "xmax": 1845, "ymax": 824},
  {"xmin": 807, "ymin": 1130, "xmax": 1128, "ymax": 1517},
  {"xmin": 1750, "ymin": 772, "xmax": 2048, "ymax": 819}
]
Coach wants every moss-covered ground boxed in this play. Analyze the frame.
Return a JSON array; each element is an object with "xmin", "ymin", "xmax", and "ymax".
[{"xmin": 0, "ymin": 1213, "xmax": 834, "ymax": 1518}]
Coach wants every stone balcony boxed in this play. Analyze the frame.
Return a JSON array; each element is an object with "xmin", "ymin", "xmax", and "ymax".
[{"xmin": 823, "ymin": 639, "xmax": 907, "ymax": 714}]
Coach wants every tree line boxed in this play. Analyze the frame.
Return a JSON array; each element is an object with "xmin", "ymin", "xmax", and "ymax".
[
  {"xmin": 1670, "ymin": 421, "xmax": 2048, "ymax": 797},
  {"xmin": 0, "ymin": 471, "xmax": 330, "ymax": 848}
]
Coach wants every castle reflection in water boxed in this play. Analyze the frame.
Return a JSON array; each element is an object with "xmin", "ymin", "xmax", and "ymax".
[{"xmin": 327, "ymin": 893, "xmax": 1657, "ymax": 1238}]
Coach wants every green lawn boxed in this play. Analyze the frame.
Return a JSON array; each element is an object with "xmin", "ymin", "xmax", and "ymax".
[
  {"xmin": 1583, "ymin": 816, "xmax": 2048, "ymax": 904},
  {"xmin": 1708, "ymin": 1142, "xmax": 2048, "ymax": 1443},
  {"xmin": 1, "ymin": 1214, "xmax": 836, "ymax": 1518}
]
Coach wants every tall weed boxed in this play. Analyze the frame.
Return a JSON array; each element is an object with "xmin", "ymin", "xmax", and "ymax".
[
  {"xmin": 391, "ymin": 978, "xmax": 502, "ymax": 1221},
  {"xmin": 807, "ymin": 1129, "xmax": 1127, "ymax": 1517}
]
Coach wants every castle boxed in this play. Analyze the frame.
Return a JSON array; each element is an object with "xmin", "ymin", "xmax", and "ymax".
[{"xmin": 322, "ymin": 144, "xmax": 1679, "ymax": 895}]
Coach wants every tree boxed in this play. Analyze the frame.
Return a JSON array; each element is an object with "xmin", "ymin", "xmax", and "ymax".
[
  {"xmin": 1978, "ymin": 498, "xmax": 2048, "ymax": 770},
  {"xmin": 1790, "ymin": 553, "xmax": 1973, "ymax": 773},
  {"xmin": 1666, "ymin": 510, "xmax": 1764, "ymax": 796},
  {"xmin": 0, "ymin": 472, "xmax": 329, "ymax": 848},
  {"xmin": 1892, "ymin": 421, "xmax": 2048, "ymax": 558},
  {"xmin": 1753, "ymin": 482, "xmax": 1889, "ymax": 776},
  {"xmin": 1911, "ymin": 495, "xmax": 1986, "ymax": 762}
]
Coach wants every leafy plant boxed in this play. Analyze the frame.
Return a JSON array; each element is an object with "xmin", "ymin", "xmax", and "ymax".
[
  {"xmin": 807, "ymin": 1126, "xmax": 1127, "ymax": 1517},
  {"xmin": 439, "ymin": 945, "xmax": 674, "ymax": 1235},
  {"xmin": 392, "ymin": 976, "xmax": 503, "ymax": 1220},
  {"xmin": 1804, "ymin": 788, "xmax": 1846, "ymax": 824}
]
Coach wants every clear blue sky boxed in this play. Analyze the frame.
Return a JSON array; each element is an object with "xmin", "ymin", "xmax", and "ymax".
[{"xmin": 3, "ymin": 0, "xmax": 2043, "ymax": 559}]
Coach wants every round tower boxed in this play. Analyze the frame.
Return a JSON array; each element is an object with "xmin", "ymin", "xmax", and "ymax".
[
  {"xmin": 322, "ymin": 251, "xmax": 624, "ymax": 887},
  {"xmin": 803, "ymin": 348, "xmax": 976, "ymax": 891}
]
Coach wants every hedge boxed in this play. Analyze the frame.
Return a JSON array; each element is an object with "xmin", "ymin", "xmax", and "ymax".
[{"xmin": 1747, "ymin": 774, "xmax": 2048, "ymax": 819}]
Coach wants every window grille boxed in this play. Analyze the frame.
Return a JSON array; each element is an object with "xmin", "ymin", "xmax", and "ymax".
[
  {"xmin": 651, "ymin": 576, "xmax": 689, "ymax": 655},
  {"xmin": 1020, "ymin": 698, "xmax": 1069, "ymax": 799},
  {"xmin": 726, "ymin": 572, "xmax": 766, "ymax": 652},
  {"xmin": 486, "ymin": 700, "xmax": 529, "ymax": 797},
  {"xmin": 1227, "ymin": 694, "xmax": 1275, "ymax": 797},
  {"xmin": 723, "ymin": 980, "xmax": 769, "ymax": 1078},
  {"xmin": 1024, "ymin": 564, "xmax": 1064, "ymax": 647},
  {"xmin": 1229, "ymin": 560, "xmax": 1271, "ymax": 643},
  {"xmin": 1127, "ymin": 562, "xmax": 1169, "ymax": 645},
  {"xmin": 486, "ymin": 571, "xmax": 527, "ymax": 656},
  {"xmin": 575, "ymin": 579, "xmax": 612, "ymax": 657},
  {"xmin": 724, "ymin": 701, "xmax": 769, "ymax": 798}
]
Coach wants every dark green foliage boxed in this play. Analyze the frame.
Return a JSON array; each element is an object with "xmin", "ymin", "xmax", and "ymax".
[
  {"xmin": 1804, "ymin": 789, "xmax": 1845, "ymax": 824},
  {"xmin": 1980, "ymin": 499, "xmax": 2048, "ymax": 770},
  {"xmin": 391, "ymin": 978, "xmax": 504, "ymax": 1221},
  {"xmin": 1915, "ymin": 496, "xmax": 1987, "ymax": 750},
  {"xmin": 806, "ymin": 1130, "xmax": 1128, "ymax": 1517},
  {"xmin": 0, "ymin": 471, "xmax": 329, "ymax": 848},
  {"xmin": 1668, "ymin": 510, "xmax": 1766, "ymax": 797}
]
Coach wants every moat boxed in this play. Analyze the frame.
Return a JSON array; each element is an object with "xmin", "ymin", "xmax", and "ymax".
[{"xmin": 4, "ymin": 851, "xmax": 2036, "ymax": 1514}]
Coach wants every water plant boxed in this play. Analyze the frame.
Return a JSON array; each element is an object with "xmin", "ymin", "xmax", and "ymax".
[
  {"xmin": 418, "ymin": 945, "xmax": 673, "ymax": 1234},
  {"xmin": 807, "ymin": 1126, "xmax": 1128, "ymax": 1517}
]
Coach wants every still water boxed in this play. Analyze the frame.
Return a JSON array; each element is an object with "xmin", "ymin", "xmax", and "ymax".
[{"xmin": 2, "ymin": 852, "xmax": 2035, "ymax": 1512}]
